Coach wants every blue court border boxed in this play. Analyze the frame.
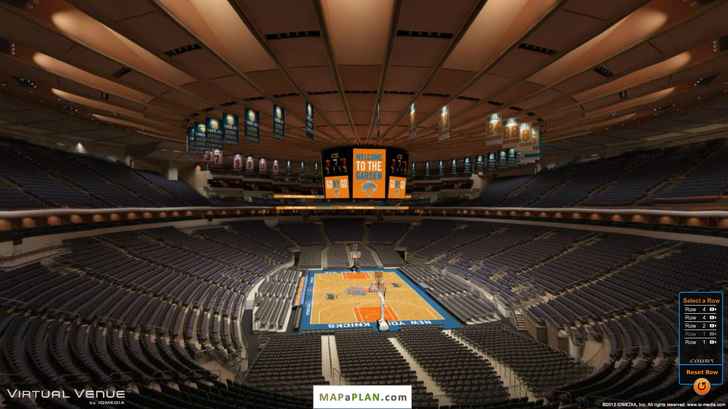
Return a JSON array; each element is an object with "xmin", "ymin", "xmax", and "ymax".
[
  {"xmin": 677, "ymin": 290, "xmax": 724, "ymax": 386},
  {"xmin": 299, "ymin": 267, "xmax": 462, "ymax": 331}
]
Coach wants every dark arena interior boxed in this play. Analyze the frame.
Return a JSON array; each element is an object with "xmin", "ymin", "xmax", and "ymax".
[{"xmin": 1, "ymin": 0, "xmax": 728, "ymax": 408}]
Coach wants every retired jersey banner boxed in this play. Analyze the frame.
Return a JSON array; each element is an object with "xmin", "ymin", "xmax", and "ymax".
[
  {"xmin": 352, "ymin": 148, "xmax": 386, "ymax": 199},
  {"xmin": 187, "ymin": 122, "xmax": 207, "ymax": 152},
  {"xmin": 233, "ymin": 154, "xmax": 243, "ymax": 170},
  {"xmin": 186, "ymin": 126, "xmax": 204, "ymax": 152},
  {"xmin": 438, "ymin": 105, "xmax": 450, "ymax": 141},
  {"xmin": 244, "ymin": 108, "xmax": 260, "ymax": 144},
  {"xmin": 212, "ymin": 149, "xmax": 223, "ymax": 165},
  {"xmin": 305, "ymin": 102, "xmax": 315, "ymax": 140},
  {"xmin": 273, "ymin": 105, "xmax": 285, "ymax": 140},
  {"xmin": 205, "ymin": 117, "xmax": 224, "ymax": 150},
  {"xmin": 388, "ymin": 176, "xmax": 407, "ymax": 199},
  {"xmin": 408, "ymin": 102, "xmax": 417, "ymax": 140},
  {"xmin": 324, "ymin": 175, "xmax": 350, "ymax": 199},
  {"xmin": 222, "ymin": 113, "xmax": 239, "ymax": 145}
]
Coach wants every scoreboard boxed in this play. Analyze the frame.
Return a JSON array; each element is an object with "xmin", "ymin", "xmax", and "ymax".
[{"xmin": 322, "ymin": 146, "xmax": 409, "ymax": 200}]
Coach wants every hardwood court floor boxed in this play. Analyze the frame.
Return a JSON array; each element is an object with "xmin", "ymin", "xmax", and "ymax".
[{"xmin": 309, "ymin": 270, "xmax": 443, "ymax": 325}]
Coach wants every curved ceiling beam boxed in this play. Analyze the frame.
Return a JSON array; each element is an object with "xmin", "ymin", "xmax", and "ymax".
[
  {"xmin": 51, "ymin": 88, "xmax": 179, "ymax": 132},
  {"xmin": 92, "ymin": 113, "xmax": 177, "ymax": 140},
  {"xmin": 153, "ymin": 0, "xmax": 340, "ymax": 143},
  {"xmin": 23, "ymin": 0, "xmax": 197, "ymax": 88},
  {"xmin": 384, "ymin": 0, "xmax": 560, "ymax": 142}
]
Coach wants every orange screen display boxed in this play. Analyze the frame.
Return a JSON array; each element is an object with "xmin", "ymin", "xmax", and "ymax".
[
  {"xmin": 324, "ymin": 176, "xmax": 350, "ymax": 199},
  {"xmin": 352, "ymin": 148, "xmax": 386, "ymax": 199},
  {"xmin": 388, "ymin": 176, "xmax": 407, "ymax": 199}
]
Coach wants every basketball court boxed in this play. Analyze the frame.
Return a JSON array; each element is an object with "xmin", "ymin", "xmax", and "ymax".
[{"xmin": 299, "ymin": 268, "xmax": 461, "ymax": 331}]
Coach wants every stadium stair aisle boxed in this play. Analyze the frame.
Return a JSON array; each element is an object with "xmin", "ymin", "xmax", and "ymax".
[
  {"xmin": 388, "ymin": 336, "xmax": 454, "ymax": 407},
  {"xmin": 445, "ymin": 330, "xmax": 536, "ymax": 401},
  {"xmin": 320, "ymin": 335, "xmax": 343, "ymax": 385}
]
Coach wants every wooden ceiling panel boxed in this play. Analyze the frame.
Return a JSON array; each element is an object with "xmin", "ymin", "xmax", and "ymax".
[
  {"xmin": 581, "ymin": 94, "xmax": 622, "ymax": 112},
  {"xmin": 115, "ymin": 12, "xmax": 197, "ymax": 55},
  {"xmin": 562, "ymin": 0, "xmax": 647, "ymax": 21},
  {"xmin": 0, "ymin": 0, "xmax": 726, "ymax": 162},
  {"xmin": 307, "ymin": 94, "xmax": 344, "ymax": 112},
  {"xmin": 397, "ymin": 0, "xmax": 478, "ymax": 32},
  {"xmin": 69, "ymin": 0, "xmax": 158, "ymax": 23},
  {"xmin": 325, "ymin": 111, "xmax": 349, "ymax": 125},
  {"xmin": 523, "ymin": 10, "xmax": 608, "ymax": 52},
  {"xmin": 346, "ymin": 94, "xmax": 377, "ymax": 111},
  {"xmin": 0, "ymin": 8, "xmax": 76, "ymax": 55},
  {"xmin": 552, "ymin": 70, "xmax": 610, "ymax": 96},
  {"xmin": 269, "ymin": 38, "xmax": 329, "ymax": 68},
  {"xmin": 169, "ymin": 49, "xmax": 235, "ymax": 80},
  {"xmin": 237, "ymin": 0, "xmax": 319, "ymax": 33},
  {"xmin": 650, "ymin": 1, "xmax": 728, "ymax": 56},
  {"xmin": 245, "ymin": 69, "xmax": 297, "ymax": 96},
  {"xmin": 491, "ymin": 81, "xmax": 542, "ymax": 105},
  {"xmin": 389, "ymin": 38, "xmax": 449, "ymax": 67},
  {"xmin": 603, "ymin": 42, "xmax": 665, "ymax": 76},
  {"xmin": 210, "ymin": 75, "xmax": 262, "ymax": 100},
  {"xmin": 340, "ymin": 66, "xmax": 381, "ymax": 91},
  {"xmin": 288, "ymin": 67, "xmax": 337, "ymax": 92},
  {"xmin": 461, "ymin": 73, "xmax": 511, "ymax": 100},
  {"xmin": 61, "ymin": 46, "xmax": 126, "ymax": 78},
  {"xmin": 117, "ymin": 71, "xmax": 171, "ymax": 97},
  {"xmin": 383, "ymin": 66, "xmax": 430, "ymax": 93},
  {"xmin": 379, "ymin": 93, "xmax": 413, "ymax": 111},
  {"xmin": 424, "ymin": 69, "xmax": 475, "ymax": 96}
]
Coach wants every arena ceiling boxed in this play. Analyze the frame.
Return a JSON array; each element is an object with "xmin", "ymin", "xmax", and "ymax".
[{"xmin": 1, "ymin": 0, "xmax": 728, "ymax": 163}]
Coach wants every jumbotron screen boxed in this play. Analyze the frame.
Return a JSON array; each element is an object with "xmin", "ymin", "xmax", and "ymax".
[{"xmin": 322, "ymin": 146, "xmax": 408, "ymax": 199}]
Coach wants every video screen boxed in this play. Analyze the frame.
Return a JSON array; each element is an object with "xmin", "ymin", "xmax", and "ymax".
[{"xmin": 353, "ymin": 148, "xmax": 387, "ymax": 199}]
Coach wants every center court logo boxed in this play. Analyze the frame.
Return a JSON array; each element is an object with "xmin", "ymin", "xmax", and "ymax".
[{"xmin": 314, "ymin": 385, "xmax": 411, "ymax": 409}]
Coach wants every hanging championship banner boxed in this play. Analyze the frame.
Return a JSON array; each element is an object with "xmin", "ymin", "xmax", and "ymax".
[
  {"xmin": 504, "ymin": 117, "xmax": 519, "ymax": 147},
  {"xmin": 304, "ymin": 102, "xmax": 315, "ymax": 140},
  {"xmin": 244, "ymin": 108, "xmax": 260, "ymax": 143},
  {"xmin": 286, "ymin": 160, "xmax": 292, "ymax": 175},
  {"xmin": 259, "ymin": 158, "xmax": 267, "ymax": 174},
  {"xmin": 408, "ymin": 103, "xmax": 417, "ymax": 140},
  {"xmin": 233, "ymin": 154, "xmax": 243, "ymax": 170},
  {"xmin": 205, "ymin": 117, "xmax": 224, "ymax": 150},
  {"xmin": 222, "ymin": 113, "xmax": 239, "ymax": 145},
  {"xmin": 486, "ymin": 113, "xmax": 504, "ymax": 147},
  {"xmin": 451, "ymin": 159, "xmax": 457, "ymax": 175},
  {"xmin": 476, "ymin": 155, "xmax": 484, "ymax": 173},
  {"xmin": 438, "ymin": 160, "xmax": 444, "ymax": 176},
  {"xmin": 519, "ymin": 126, "xmax": 541, "ymax": 164},
  {"xmin": 273, "ymin": 105, "xmax": 285, "ymax": 140},
  {"xmin": 410, "ymin": 161, "xmax": 416, "ymax": 177},
  {"xmin": 425, "ymin": 161, "xmax": 431, "ymax": 177},
  {"xmin": 438, "ymin": 105, "xmax": 450, "ymax": 141},
  {"xmin": 272, "ymin": 159, "xmax": 280, "ymax": 175}
]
